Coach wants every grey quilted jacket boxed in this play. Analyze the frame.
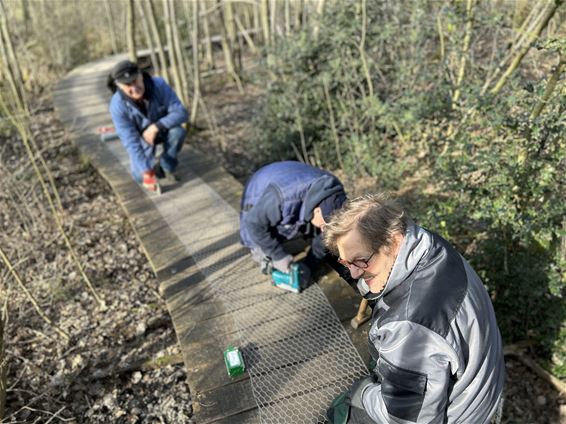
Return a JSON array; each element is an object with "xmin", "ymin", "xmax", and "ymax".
[{"xmin": 361, "ymin": 224, "xmax": 505, "ymax": 423}]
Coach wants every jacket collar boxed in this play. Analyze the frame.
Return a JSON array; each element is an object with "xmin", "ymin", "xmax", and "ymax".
[
  {"xmin": 381, "ymin": 223, "xmax": 432, "ymax": 298},
  {"xmin": 356, "ymin": 223, "xmax": 431, "ymax": 301}
]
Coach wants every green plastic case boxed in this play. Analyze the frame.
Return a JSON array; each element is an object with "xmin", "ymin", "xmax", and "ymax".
[{"xmin": 224, "ymin": 345, "xmax": 245, "ymax": 377}]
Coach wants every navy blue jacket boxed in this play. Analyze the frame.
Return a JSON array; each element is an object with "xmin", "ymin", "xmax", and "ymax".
[
  {"xmin": 109, "ymin": 74, "xmax": 188, "ymax": 176},
  {"xmin": 240, "ymin": 161, "xmax": 345, "ymax": 261}
]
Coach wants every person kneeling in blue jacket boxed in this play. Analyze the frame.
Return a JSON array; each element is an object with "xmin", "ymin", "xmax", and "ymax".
[
  {"xmin": 108, "ymin": 60, "xmax": 188, "ymax": 193},
  {"xmin": 240, "ymin": 161, "xmax": 351, "ymax": 288}
]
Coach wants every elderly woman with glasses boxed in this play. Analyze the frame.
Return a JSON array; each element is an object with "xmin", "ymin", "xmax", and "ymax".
[{"xmin": 324, "ymin": 193, "xmax": 504, "ymax": 424}]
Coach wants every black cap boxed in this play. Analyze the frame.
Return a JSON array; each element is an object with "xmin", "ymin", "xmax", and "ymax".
[{"xmin": 111, "ymin": 60, "xmax": 140, "ymax": 84}]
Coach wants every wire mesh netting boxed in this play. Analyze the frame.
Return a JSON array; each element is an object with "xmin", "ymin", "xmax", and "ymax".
[{"xmin": 106, "ymin": 143, "xmax": 368, "ymax": 423}]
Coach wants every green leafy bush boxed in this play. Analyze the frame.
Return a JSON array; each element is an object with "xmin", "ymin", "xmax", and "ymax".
[{"xmin": 252, "ymin": 1, "xmax": 566, "ymax": 376}]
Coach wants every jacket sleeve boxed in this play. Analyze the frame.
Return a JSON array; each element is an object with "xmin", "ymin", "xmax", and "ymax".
[
  {"xmin": 362, "ymin": 321, "xmax": 458, "ymax": 423},
  {"xmin": 243, "ymin": 187, "xmax": 287, "ymax": 261},
  {"xmin": 109, "ymin": 97, "xmax": 153, "ymax": 173},
  {"xmin": 153, "ymin": 77, "xmax": 188, "ymax": 130}
]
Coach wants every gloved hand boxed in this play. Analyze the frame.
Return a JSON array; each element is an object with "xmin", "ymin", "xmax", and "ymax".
[
  {"xmin": 272, "ymin": 254, "xmax": 293, "ymax": 273},
  {"xmin": 326, "ymin": 390, "xmax": 350, "ymax": 424},
  {"xmin": 347, "ymin": 376, "xmax": 375, "ymax": 410},
  {"xmin": 142, "ymin": 170, "xmax": 160, "ymax": 193},
  {"xmin": 260, "ymin": 257, "xmax": 273, "ymax": 275},
  {"xmin": 297, "ymin": 261, "xmax": 313, "ymax": 289}
]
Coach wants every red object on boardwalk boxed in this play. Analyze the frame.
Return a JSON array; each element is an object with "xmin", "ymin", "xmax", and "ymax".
[
  {"xmin": 96, "ymin": 126, "xmax": 119, "ymax": 142},
  {"xmin": 96, "ymin": 126, "xmax": 115, "ymax": 134}
]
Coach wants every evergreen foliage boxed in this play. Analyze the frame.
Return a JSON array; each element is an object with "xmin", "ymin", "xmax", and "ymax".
[{"xmin": 253, "ymin": 1, "xmax": 566, "ymax": 375}]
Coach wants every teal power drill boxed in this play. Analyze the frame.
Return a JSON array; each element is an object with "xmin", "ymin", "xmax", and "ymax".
[{"xmin": 271, "ymin": 263, "xmax": 301, "ymax": 294}]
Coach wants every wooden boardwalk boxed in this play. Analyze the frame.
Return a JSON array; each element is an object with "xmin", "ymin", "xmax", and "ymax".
[{"xmin": 53, "ymin": 54, "xmax": 371, "ymax": 424}]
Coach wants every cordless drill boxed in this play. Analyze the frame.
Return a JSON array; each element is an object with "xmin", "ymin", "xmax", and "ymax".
[{"xmin": 271, "ymin": 263, "xmax": 301, "ymax": 294}]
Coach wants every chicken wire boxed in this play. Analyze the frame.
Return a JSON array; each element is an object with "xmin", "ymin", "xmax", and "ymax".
[{"xmin": 105, "ymin": 142, "xmax": 369, "ymax": 423}]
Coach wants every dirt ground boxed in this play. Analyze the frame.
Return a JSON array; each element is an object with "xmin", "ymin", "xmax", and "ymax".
[
  {"xmin": 1, "ymin": 73, "xmax": 564, "ymax": 423},
  {"xmin": 1, "ymin": 104, "xmax": 193, "ymax": 423}
]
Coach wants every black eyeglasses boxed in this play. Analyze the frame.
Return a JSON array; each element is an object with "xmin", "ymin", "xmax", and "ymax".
[{"xmin": 338, "ymin": 251, "xmax": 376, "ymax": 269}]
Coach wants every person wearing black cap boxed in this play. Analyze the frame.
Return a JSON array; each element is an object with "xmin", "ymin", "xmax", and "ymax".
[
  {"xmin": 239, "ymin": 161, "xmax": 352, "ymax": 288},
  {"xmin": 108, "ymin": 60, "xmax": 188, "ymax": 193}
]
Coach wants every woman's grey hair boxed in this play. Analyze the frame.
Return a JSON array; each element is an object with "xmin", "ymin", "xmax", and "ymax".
[{"xmin": 323, "ymin": 192, "xmax": 408, "ymax": 255}]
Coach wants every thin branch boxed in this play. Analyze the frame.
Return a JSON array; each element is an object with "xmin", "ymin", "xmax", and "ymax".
[
  {"xmin": 491, "ymin": 1, "xmax": 562, "ymax": 95},
  {"xmin": 322, "ymin": 77, "xmax": 344, "ymax": 170},
  {"xmin": 358, "ymin": 0, "xmax": 373, "ymax": 98},
  {"xmin": 530, "ymin": 54, "xmax": 565, "ymax": 119},
  {"xmin": 0, "ymin": 247, "xmax": 70, "ymax": 342},
  {"xmin": 0, "ymin": 95, "xmax": 105, "ymax": 309},
  {"xmin": 452, "ymin": 0, "xmax": 476, "ymax": 106}
]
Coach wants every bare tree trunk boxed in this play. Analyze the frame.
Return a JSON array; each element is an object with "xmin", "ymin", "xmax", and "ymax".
[
  {"xmin": 260, "ymin": 0, "xmax": 270, "ymax": 46},
  {"xmin": 103, "ymin": 0, "xmax": 118, "ymax": 53},
  {"xmin": 20, "ymin": 0, "xmax": 30, "ymax": 35},
  {"xmin": 235, "ymin": 14, "xmax": 257, "ymax": 54},
  {"xmin": 322, "ymin": 78, "xmax": 344, "ymax": 170},
  {"xmin": 436, "ymin": 12, "xmax": 445, "ymax": 62},
  {"xmin": 0, "ymin": 0, "xmax": 25, "ymax": 110},
  {"xmin": 0, "ymin": 23, "xmax": 24, "ymax": 111},
  {"xmin": 162, "ymin": 0, "xmax": 183, "ymax": 94},
  {"xmin": 284, "ymin": 0, "xmax": 290, "ymax": 35},
  {"xmin": 530, "ymin": 54, "xmax": 564, "ymax": 119},
  {"xmin": 190, "ymin": 0, "xmax": 201, "ymax": 123},
  {"xmin": 302, "ymin": 0, "xmax": 309, "ymax": 28},
  {"xmin": 313, "ymin": 0, "xmax": 325, "ymax": 39},
  {"xmin": 242, "ymin": 2, "xmax": 252, "ymax": 33},
  {"xmin": 253, "ymin": 0, "xmax": 260, "ymax": 40},
  {"xmin": 225, "ymin": 0, "xmax": 243, "ymax": 71},
  {"xmin": 293, "ymin": 99, "xmax": 308, "ymax": 162},
  {"xmin": 137, "ymin": 1, "xmax": 159, "ymax": 73},
  {"xmin": 491, "ymin": 0, "xmax": 561, "ymax": 94},
  {"xmin": 452, "ymin": 0, "xmax": 476, "ymax": 106},
  {"xmin": 146, "ymin": 0, "xmax": 170, "ymax": 82},
  {"xmin": 482, "ymin": 0, "xmax": 553, "ymax": 96},
  {"xmin": 358, "ymin": 0, "xmax": 373, "ymax": 98},
  {"xmin": 513, "ymin": 0, "xmax": 531, "ymax": 29},
  {"xmin": 170, "ymin": 0, "xmax": 190, "ymax": 105},
  {"xmin": 126, "ymin": 0, "xmax": 137, "ymax": 62},
  {"xmin": 269, "ymin": 0, "xmax": 277, "ymax": 44},
  {"xmin": 0, "ymin": 302, "xmax": 5, "ymax": 421},
  {"xmin": 294, "ymin": 0, "xmax": 302, "ymax": 29},
  {"xmin": 202, "ymin": 1, "xmax": 215, "ymax": 70},
  {"xmin": 217, "ymin": 0, "xmax": 244, "ymax": 92}
]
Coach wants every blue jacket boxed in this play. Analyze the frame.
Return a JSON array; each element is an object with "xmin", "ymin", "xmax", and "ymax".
[
  {"xmin": 240, "ymin": 161, "xmax": 345, "ymax": 261},
  {"xmin": 109, "ymin": 74, "xmax": 188, "ymax": 176}
]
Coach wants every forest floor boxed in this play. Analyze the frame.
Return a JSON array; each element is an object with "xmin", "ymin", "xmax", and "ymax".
[
  {"xmin": 1, "ymin": 102, "xmax": 192, "ymax": 423},
  {"xmin": 1, "ymin": 74, "xmax": 564, "ymax": 423}
]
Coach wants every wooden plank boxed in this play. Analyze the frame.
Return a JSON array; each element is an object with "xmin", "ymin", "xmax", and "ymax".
[
  {"xmin": 183, "ymin": 147, "xmax": 243, "ymax": 211},
  {"xmin": 193, "ymin": 379, "xmax": 257, "ymax": 424},
  {"xmin": 182, "ymin": 321, "xmax": 247, "ymax": 393},
  {"xmin": 208, "ymin": 409, "xmax": 261, "ymax": 424}
]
